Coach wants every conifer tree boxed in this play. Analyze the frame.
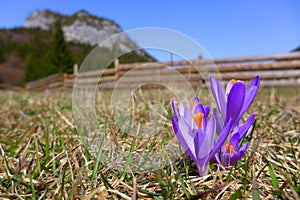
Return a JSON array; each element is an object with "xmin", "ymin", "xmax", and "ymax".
[{"xmin": 48, "ymin": 21, "xmax": 74, "ymax": 74}]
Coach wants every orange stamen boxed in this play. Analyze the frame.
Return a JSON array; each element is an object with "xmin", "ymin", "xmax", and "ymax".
[
  {"xmin": 192, "ymin": 112, "xmax": 204, "ymax": 129},
  {"xmin": 225, "ymin": 143, "xmax": 235, "ymax": 155},
  {"xmin": 190, "ymin": 101, "xmax": 196, "ymax": 110},
  {"xmin": 231, "ymin": 79, "xmax": 237, "ymax": 85},
  {"xmin": 231, "ymin": 79, "xmax": 241, "ymax": 85}
]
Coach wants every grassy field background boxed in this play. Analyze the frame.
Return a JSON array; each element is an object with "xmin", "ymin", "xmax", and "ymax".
[{"xmin": 0, "ymin": 87, "xmax": 299, "ymax": 199}]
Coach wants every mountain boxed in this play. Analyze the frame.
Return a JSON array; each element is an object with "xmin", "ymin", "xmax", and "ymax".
[
  {"xmin": 292, "ymin": 45, "xmax": 300, "ymax": 52},
  {"xmin": 24, "ymin": 10, "xmax": 148, "ymax": 53},
  {"xmin": 0, "ymin": 10, "xmax": 155, "ymax": 89}
]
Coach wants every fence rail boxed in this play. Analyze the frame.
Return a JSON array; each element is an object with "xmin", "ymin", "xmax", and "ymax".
[{"xmin": 26, "ymin": 52, "xmax": 300, "ymax": 91}]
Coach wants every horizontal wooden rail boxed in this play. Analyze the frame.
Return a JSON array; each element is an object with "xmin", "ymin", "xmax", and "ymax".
[
  {"xmin": 26, "ymin": 73, "xmax": 65, "ymax": 91},
  {"xmin": 26, "ymin": 52, "xmax": 300, "ymax": 92},
  {"xmin": 28, "ymin": 81, "xmax": 64, "ymax": 92},
  {"xmin": 116, "ymin": 60, "xmax": 300, "ymax": 79},
  {"xmin": 117, "ymin": 62, "xmax": 166, "ymax": 71},
  {"xmin": 76, "ymin": 68, "xmax": 117, "ymax": 78},
  {"xmin": 176, "ymin": 60, "xmax": 300, "ymax": 73},
  {"xmin": 76, "ymin": 75, "xmax": 118, "ymax": 84}
]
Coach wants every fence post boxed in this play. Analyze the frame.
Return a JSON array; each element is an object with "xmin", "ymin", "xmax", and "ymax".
[
  {"xmin": 73, "ymin": 63, "xmax": 78, "ymax": 76},
  {"xmin": 63, "ymin": 73, "xmax": 67, "ymax": 92},
  {"xmin": 114, "ymin": 59, "xmax": 119, "ymax": 79}
]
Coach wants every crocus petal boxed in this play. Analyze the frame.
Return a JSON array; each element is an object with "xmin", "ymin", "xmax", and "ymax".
[
  {"xmin": 228, "ymin": 151, "xmax": 239, "ymax": 165},
  {"xmin": 220, "ymin": 141, "xmax": 227, "ymax": 155},
  {"xmin": 245, "ymin": 125, "xmax": 253, "ymax": 137},
  {"xmin": 172, "ymin": 117, "xmax": 189, "ymax": 150},
  {"xmin": 189, "ymin": 97, "xmax": 200, "ymax": 113},
  {"xmin": 178, "ymin": 117, "xmax": 194, "ymax": 145},
  {"xmin": 213, "ymin": 108, "xmax": 222, "ymax": 133},
  {"xmin": 249, "ymin": 75, "xmax": 260, "ymax": 89},
  {"xmin": 239, "ymin": 76, "xmax": 260, "ymax": 117},
  {"xmin": 210, "ymin": 75, "xmax": 226, "ymax": 117},
  {"xmin": 226, "ymin": 82, "xmax": 246, "ymax": 126},
  {"xmin": 172, "ymin": 99, "xmax": 179, "ymax": 119},
  {"xmin": 194, "ymin": 103, "xmax": 205, "ymax": 115},
  {"xmin": 189, "ymin": 97, "xmax": 199, "ymax": 113},
  {"xmin": 238, "ymin": 113, "xmax": 255, "ymax": 138},
  {"xmin": 195, "ymin": 115, "xmax": 216, "ymax": 159},
  {"xmin": 207, "ymin": 115, "xmax": 216, "ymax": 149},
  {"xmin": 193, "ymin": 97, "xmax": 200, "ymax": 104},
  {"xmin": 230, "ymin": 142, "xmax": 249, "ymax": 165},
  {"xmin": 175, "ymin": 118, "xmax": 197, "ymax": 162},
  {"xmin": 214, "ymin": 153, "xmax": 222, "ymax": 165},
  {"xmin": 171, "ymin": 115, "xmax": 179, "ymax": 134},
  {"xmin": 196, "ymin": 157, "xmax": 210, "ymax": 176},
  {"xmin": 202, "ymin": 105, "xmax": 211, "ymax": 130},
  {"xmin": 204, "ymin": 105, "xmax": 210, "ymax": 117},
  {"xmin": 208, "ymin": 118, "xmax": 232, "ymax": 160},
  {"xmin": 194, "ymin": 130, "xmax": 209, "ymax": 159},
  {"xmin": 237, "ymin": 142, "xmax": 250, "ymax": 159},
  {"xmin": 172, "ymin": 102, "xmax": 195, "ymax": 161},
  {"xmin": 225, "ymin": 79, "xmax": 236, "ymax": 98},
  {"xmin": 183, "ymin": 105, "xmax": 194, "ymax": 129},
  {"xmin": 172, "ymin": 116, "xmax": 197, "ymax": 162},
  {"xmin": 178, "ymin": 103, "xmax": 184, "ymax": 116},
  {"xmin": 239, "ymin": 86, "xmax": 257, "ymax": 117},
  {"xmin": 222, "ymin": 154, "xmax": 230, "ymax": 166},
  {"xmin": 230, "ymin": 133, "xmax": 240, "ymax": 150}
]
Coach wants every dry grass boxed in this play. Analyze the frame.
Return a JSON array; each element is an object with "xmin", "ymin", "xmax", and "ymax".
[{"xmin": 0, "ymin": 87, "xmax": 299, "ymax": 199}]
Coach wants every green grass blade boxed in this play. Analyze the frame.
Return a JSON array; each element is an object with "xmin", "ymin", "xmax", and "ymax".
[
  {"xmin": 44, "ymin": 127, "xmax": 50, "ymax": 161},
  {"xmin": 121, "ymin": 135, "xmax": 136, "ymax": 179},
  {"xmin": 269, "ymin": 163, "xmax": 279, "ymax": 189},
  {"xmin": 138, "ymin": 188, "xmax": 162, "ymax": 197},
  {"xmin": 91, "ymin": 119, "xmax": 106, "ymax": 182},
  {"xmin": 91, "ymin": 136, "xmax": 105, "ymax": 182},
  {"xmin": 228, "ymin": 188, "xmax": 240, "ymax": 200},
  {"xmin": 30, "ymin": 176, "xmax": 36, "ymax": 200}
]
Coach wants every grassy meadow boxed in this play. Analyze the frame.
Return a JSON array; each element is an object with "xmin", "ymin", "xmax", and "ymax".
[{"xmin": 0, "ymin": 87, "xmax": 299, "ymax": 199}]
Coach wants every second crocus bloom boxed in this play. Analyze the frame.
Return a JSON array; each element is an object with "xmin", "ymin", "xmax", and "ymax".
[
  {"xmin": 211, "ymin": 75, "xmax": 260, "ymax": 167},
  {"xmin": 210, "ymin": 75, "xmax": 260, "ymax": 132}
]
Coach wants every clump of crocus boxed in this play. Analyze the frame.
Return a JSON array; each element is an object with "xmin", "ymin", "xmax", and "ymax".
[
  {"xmin": 172, "ymin": 97, "xmax": 232, "ymax": 176},
  {"xmin": 211, "ymin": 75, "xmax": 260, "ymax": 167},
  {"xmin": 171, "ymin": 75, "xmax": 260, "ymax": 176}
]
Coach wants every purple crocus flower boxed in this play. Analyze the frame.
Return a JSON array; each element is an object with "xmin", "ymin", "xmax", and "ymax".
[
  {"xmin": 215, "ymin": 113, "xmax": 255, "ymax": 166},
  {"xmin": 210, "ymin": 75, "xmax": 259, "ymax": 167},
  {"xmin": 172, "ymin": 97, "xmax": 232, "ymax": 176},
  {"xmin": 210, "ymin": 75, "xmax": 260, "ymax": 132}
]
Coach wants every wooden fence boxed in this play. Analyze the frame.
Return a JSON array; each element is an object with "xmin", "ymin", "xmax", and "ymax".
[
  {"xmin": 26, "ymin": 52, "xmax": 300, "ymax": 91},
  {"xmin": 26, "ymin": 73, "xmax": 75, "ymax": 92}
]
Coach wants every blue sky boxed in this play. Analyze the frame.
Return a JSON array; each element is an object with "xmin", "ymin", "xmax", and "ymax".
[{"xmin": 0, "ymin": 0, "xmax": 299, "ymax": 61}]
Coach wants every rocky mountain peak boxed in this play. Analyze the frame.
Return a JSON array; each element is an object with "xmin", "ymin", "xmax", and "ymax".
[
  {"xmin": 24, "ymin": 10, "xmax": 59, "ymax": 30},
  {"xmin": 23, "ymin": 9, "xmax": 139, "ymax": 51}
]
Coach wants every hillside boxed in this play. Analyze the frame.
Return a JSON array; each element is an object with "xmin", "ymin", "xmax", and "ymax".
[
  {"xmin": 0, "ymin": 10, "xmax": 155, "ymax": 89},
  {"xmin": 293, "ymin": 45, "xmax": 300, "ymax": 52}
]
